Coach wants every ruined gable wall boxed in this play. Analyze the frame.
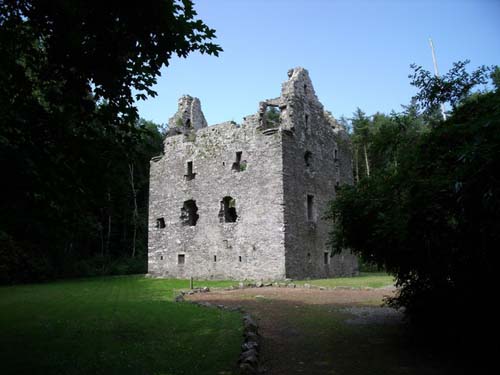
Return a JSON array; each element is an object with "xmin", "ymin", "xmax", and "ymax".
[
  {"xmin": 148, "ymin": 121, "xmax": 286, "ymax": 280},
  {"xmin": 280, "ymin": 68, "xmax": 358, "ymax": 278}
]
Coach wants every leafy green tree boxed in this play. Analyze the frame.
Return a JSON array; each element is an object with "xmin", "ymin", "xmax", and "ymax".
[
  {"xmin": 490, "ymin": 65, "xmax": 500, "ymax": 91},
  {"xmin": 329, "ymin": 64, "xmax": 498, "ymax": 363},
  {"xmin": 409, "ymin": 60, "xmax": 490, "ymax": 118},
  {"xmin": 351, "ymin": 108, "xmax": 372, "ymax": 181},
  {"xmin": 0, "ymin": 1, "xmax": 220, "ymax": 283}
]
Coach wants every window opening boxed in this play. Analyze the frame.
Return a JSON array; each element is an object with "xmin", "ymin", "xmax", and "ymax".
[
  {"xmin": 178, "ymin": 254, "xmax": 185, "ymax": 264},
  {"xmin": 185, "ymin": 161, "xmax": 195, "ymax": 181},
  {"xmin": 265, "ymin": 106, "xmax": 281, "ymax": 127},
  {"xmin": 307, "ymin": 195, "xmax": 314, "ymax": 221},
  {"xmin": 181, "ymin": 200, "xmax": 199, "ymax": 226},
  {"xmin": 214, "ymin": 255, "xmax": 217, "ymax": 262},
  {"xmin": 239, "ymin": 256, "xmax": 242, "ymax": 262},
  {"xmin": 324, "ymin": 252, "xmax": 329, "ymax": 265},
  {"xmin": 304, "ymin": 151, "xmax": 312, "ymax": 168},
  {"xmin": 156, "ymin": 218, "xmax": 165, "ymax": 228},
  {"xmin": 219, "ymin": 196, "xmax": 238, "ymax": 223},
  {"xmin": 335, "ymin": 181, "xmax": 340, "ymax": 192},
  {"xmin": 334, "ymin": 149, "xmax": 338, "ymax": 161},
  {"xmin": 232, "ymin": 151, "xmax": 246, "ymax": 172},
  {"xmin": 305, "ymin": 114, "xmax": 309, "ymax": 128}
]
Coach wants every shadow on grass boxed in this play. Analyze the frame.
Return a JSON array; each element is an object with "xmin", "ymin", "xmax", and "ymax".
[{"xmin": 0, "ymin": 276, "xmax": 242, "ymax": 375}]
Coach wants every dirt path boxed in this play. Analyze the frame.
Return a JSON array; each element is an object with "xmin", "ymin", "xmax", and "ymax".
[{"xmin": 187, "ymin": 287, "xmax": 453, "ymax": 375}]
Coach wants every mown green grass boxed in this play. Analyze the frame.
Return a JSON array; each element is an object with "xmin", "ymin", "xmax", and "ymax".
[
  {"xmin": 296, "ymin": 272, "xmax": 395, "ymax": 288},
  {"xmin": 0, "ymin": 276, "xmax": 241, "ymax": 375}
]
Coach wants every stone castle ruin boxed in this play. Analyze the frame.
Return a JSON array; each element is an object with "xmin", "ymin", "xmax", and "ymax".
[{"xmin": 148, "ymin": 67, "xmax": 358, "ymax": 280}]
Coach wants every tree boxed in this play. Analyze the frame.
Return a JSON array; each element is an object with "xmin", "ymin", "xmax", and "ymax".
[
  {"xmin": 329, "ymin": 63, "xmax": 498, "ymax": 365},
  {"xmin": 0, "ymin": 1, "xmax": 220, "ymax": 283},
  {"xmin": 409, "ymin": 60, "xmax": 490, "ymax": 117},
  {"xmin": 351, "ymin": 108, "xmax": 372, "ymax": 179},
  {"xmin": 490, "ymin": 65, "xmax": 500, "ymax": 91}
]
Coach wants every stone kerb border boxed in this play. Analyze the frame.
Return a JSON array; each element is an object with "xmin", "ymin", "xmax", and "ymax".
[{"xmin": 175, "ymin": 287, "xmax": 261, "ymax": 374}]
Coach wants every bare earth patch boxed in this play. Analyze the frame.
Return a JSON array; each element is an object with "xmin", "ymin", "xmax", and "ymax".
[{"xmin": 187, "ymin": 287, "xmax": 454, "ymax": 375}]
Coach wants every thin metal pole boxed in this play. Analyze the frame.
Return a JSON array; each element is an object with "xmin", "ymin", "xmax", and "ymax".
[{"xmin": 429, "ymin": 38, "xmax": 447, "ymax": 120}]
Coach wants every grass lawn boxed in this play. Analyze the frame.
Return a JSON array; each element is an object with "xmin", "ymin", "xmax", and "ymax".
[
  {"xmin": 0, "ymin": 276, "xmax": 241, "ymax": 375},
  {"xmin": 296, "ymin": 272, "xmax": 395, "ymax": 288}
]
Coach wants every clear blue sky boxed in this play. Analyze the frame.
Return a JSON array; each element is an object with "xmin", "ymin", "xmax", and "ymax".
[{"xmin": 136, "ymin": 0, "xmax": 500, "ymax": 126}]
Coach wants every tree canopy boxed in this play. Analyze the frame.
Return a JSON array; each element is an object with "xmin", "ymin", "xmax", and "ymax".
[
  {"xmin": 329, "ymin": 63, "xmax": 499, "ymax": 364},
  {"xmin": 0, "ymin": 0, "xmax": 221, "ymax": 283}
]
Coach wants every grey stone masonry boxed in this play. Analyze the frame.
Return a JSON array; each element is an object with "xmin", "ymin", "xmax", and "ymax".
[{"xmin": 148, "ymin": 67, "xmax": 358, "ymax": 280}]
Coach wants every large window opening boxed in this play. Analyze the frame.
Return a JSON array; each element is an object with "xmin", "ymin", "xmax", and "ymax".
[
  {"xmin": 307, "ymin": 194, "xmax": 314, "ymax": 221},
  {"xmin": 265, "ymin": 106, "xmax": 281, "ymax": 127},
  {"xmin": 219, "ymin": 196, "xmax": 238, "ymax": 223},
  {"xmin": 181, "ymin": 199, "xmax": 199, "ymax": 226}
]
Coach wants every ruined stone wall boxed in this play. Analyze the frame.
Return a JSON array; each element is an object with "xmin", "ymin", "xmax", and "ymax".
[
  {"xmin": 148, "ymin": 67, "xmax": 357, "ymax": 281},
  {"xmin": 148, "ymin": 121, "xmax": 286, "ymax": 280},
  {"xmin": 279, "ymin": 68, "xmax": 358, "ymax": 279}
]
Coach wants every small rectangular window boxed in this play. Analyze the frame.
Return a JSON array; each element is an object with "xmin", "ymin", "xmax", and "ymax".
[
  {"xmin": 307, "ymin": 195, "xmax": 314, "ymax": 221},
  {"xmin": 232, "ymin": 151, "xmax": 245, "ymax": 172},
  {"xmin": 156, "ymin": 218, "xmax": 166, "ymax": 228},
  {"xmin": 185, "ymin": 161, "xmax": 195, "ymax": 181},
  {"xmin": 324, "ymin": 252, "xmax": 329, "ymax": 265},
  {"xmin": 334, "ymin": 149, "xmax": 338, "ymax": 161},
  {"xmin": 178, "ymin": 254, "xmax": 185, "ymax": 264},
  {"xmin": 213, "ymin": 255, "xmax": 217, "ymax": 262},
  {"xmin": 239, "ymin": 256, "xmax": 242, "ymax": 262}
]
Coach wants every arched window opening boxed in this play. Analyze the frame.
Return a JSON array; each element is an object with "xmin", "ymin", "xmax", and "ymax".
[{"xmin": 181, "ymin": 199, "xmax": 199, "ymax": 226}]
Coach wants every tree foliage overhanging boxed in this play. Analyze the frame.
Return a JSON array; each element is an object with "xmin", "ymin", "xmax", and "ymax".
[
  {"xmin": 329, "ymin": 63, "xmax": 499, "ymax": 356},
  {"xmin": 0, "ymin": 1, "xmax": 221, "ymax": 283}
]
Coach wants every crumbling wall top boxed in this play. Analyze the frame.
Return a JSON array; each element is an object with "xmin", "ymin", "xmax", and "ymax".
[{"xmin": 167, "ymin": 95, "xmax": 207, "ymax": 136}]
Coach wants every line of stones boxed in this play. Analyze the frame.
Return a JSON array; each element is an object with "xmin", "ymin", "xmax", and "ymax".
[
  {"xmin": 174, "ymin": 282, "xmax": 386, "ymax": 374},
  {"xmin": 175, "ymin": 287, "xmax": 261, "ymax": 374}
]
